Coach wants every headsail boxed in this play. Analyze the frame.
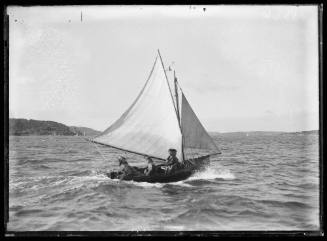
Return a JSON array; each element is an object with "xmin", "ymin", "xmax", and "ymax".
[
  {"xmin": 180, "ymin": 90, "xmax": 220, "ymax": 153},
  {"xmin": 92, "ymin": 53, "xmax": 183, "ymax": 161},
  {"xmin": 171, "ymin": 74, "xmax": 220, "ymax": 154}
]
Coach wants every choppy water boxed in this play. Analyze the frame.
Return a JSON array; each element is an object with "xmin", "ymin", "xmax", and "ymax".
[{"xmin": 8, "ymin": 133, "xmax": 320, "ymax": 231}]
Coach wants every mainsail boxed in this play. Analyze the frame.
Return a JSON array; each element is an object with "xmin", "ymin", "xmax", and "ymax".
[
  {"xmin": 92, "ymin": 54, "xmax": 183, "ymax": 161},
  {"xmin": 92, "ymin": 50, "xmax": 220, "ymax": 161}
]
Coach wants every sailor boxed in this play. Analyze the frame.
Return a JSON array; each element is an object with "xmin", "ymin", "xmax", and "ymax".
[
  {"xmin": 118, "ymin": 156, "xmax": 140, "ymax": 180},
  {"xmin": 144, "ymin": 157, "xmax": 156, "ymax": 176},
  {"xmin": 164, "ymin": 148, "xmax": 180, "ymax": 174}
]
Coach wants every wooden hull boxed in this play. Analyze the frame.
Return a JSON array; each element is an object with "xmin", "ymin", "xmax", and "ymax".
[{"xmin": 107, "ymin": 155, "xmax": 210, "ymax": 183}]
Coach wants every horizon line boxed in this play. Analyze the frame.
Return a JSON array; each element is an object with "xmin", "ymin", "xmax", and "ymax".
[{"xmin": 8, "ymin": 117, "xmax": 319, "ymax": 134}]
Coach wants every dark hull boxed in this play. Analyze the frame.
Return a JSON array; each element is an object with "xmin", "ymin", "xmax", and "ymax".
[{"xmin": 107, "ymin": 156, "xmax": 210, "ymax": 183}]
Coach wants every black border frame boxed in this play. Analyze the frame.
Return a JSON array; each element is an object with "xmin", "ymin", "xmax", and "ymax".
[{"xmin": 1, "ymin": 1, "xmax": 325, "ymax": 237}]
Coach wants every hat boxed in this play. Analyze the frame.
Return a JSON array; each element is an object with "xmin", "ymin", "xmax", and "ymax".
[
  {"xmin": 168, "ymin": 148, "xmax": 177, "ymax": 152},
  {"xmin": 118, "ymin": 156, "xmax": 127, "ymax": 165},
  {"xmin": 145, "ymin": 156, "xmax": 153, "ymax": 162}
]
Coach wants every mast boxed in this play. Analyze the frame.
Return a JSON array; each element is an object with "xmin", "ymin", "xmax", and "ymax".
[
  {"xmin": 157, "ymin": 49, "xmax": 179, "ymax": 119},
  {"xmin": 174, "ymin": 72, "xmax": 186, "ymax": 161},
  {"xmin": 174, "ymin": 71, "xmax": 181, "ymax": 124},
  {"xmin": 157, "ymin": 49, "xmax": 185, "ymax": 161}
]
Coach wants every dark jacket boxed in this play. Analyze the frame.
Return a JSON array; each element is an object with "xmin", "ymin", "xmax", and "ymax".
[
  {"xmin": 166, "ymin": 156, "xmax": 179, "ymax": 166},
  {"xmin": 122, "ymin": 165, "xmax": 138, "ymax": 176}
]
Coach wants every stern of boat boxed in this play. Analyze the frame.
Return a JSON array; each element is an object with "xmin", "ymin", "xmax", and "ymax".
[{"xmin": 184, "ymin": 155, "xmax": 210, "ymax": 171}]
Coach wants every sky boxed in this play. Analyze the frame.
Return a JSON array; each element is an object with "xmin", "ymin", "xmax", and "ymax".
[{"xmin": 8, "ymin": 5, "xmax": 319, "ymax": 132}]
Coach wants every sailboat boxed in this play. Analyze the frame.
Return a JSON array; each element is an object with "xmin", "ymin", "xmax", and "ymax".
[{"xmin": 89, "ymin": 50, "xmax": 221, "ymax": 183}]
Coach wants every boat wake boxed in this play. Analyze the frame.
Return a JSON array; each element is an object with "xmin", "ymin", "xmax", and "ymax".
[
  {"xmin": 188, "ymin": 166, "xmax": 235, "ymax": 181},
  {"xmin": 129, "ymin": 180, "xmax": 194, "ymax": 188}
]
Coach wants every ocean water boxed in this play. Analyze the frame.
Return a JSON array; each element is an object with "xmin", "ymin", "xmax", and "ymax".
[{"xmin": 8, "ymin": 133, "xmax": 320, "ymax": 231}]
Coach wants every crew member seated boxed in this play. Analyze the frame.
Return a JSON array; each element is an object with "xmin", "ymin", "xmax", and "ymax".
[
  {"xmin": 118, "ymin": 156, "xmax": 140, "ymax": 180},
  {"xmin": 144, "ymin": 157, "xmax": 156, "ymax": 176},
  {"xmin": 164, "ymin": 148, "xmax": 180, "ymax": 174}
]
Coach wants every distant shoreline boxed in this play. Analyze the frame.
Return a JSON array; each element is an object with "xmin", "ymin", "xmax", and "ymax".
[
  {"xmin": 210, "ymin": 130, "xmax": 319, "ymax": 136},
  {"xmin": 9, "ymin": 118, "xmax": 101, "ymax": 136},
  {"xmin": 9, "ymin": 118, "xmax": 319, "ymax": 136},
  {"xmin": 8, "ymin": 118, "xmax": 318, "ymax": 136}
]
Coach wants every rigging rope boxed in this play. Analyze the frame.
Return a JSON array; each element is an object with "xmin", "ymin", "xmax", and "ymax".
[
  {"xmin": 77, "ymin": 135, "xmax": 109, "ymax": 162},
  {"xmin": 91, "ymin": 140, "xmax": 109, "ymax": 162}
]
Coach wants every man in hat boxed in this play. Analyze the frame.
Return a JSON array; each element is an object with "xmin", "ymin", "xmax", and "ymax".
[
  {"xmin": 164, "ymin": 148, "xmax": 180, "ymax": 174},
  {"xmin": 118, "ymin": 156, "xmax": 140, "ymax": 180}
]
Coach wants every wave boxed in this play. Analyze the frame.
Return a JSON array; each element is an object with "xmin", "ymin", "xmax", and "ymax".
[
  {"xmin": 168, "ymin": 181, "xmax": 193, "ymax": 187},
  {"xmin": 10, "ymin": 171, "xmax": 109, "ymax": 193},
  {"xmin": 188, "ymin": 166, "xmax": 235, "ymax": 181},
  {"xmin": 298, "ymin": 182, "xmax": 319, "ymax": 190},
  {"xmin": 17, "ymin": 158, "xmax": 67, "ymax": 165},
  {"xmin": 64, "ymin": 173, "xmax": 109, "ymax": 186},
  {"xmin": 112, "ymin": 179, "xmax": 193, "ymax": 188},
  {"xmin": 259, "ymin": 199, "xmax": 312, "ymax": 209},
  {"xmin": 128, "ymin": 181, "xmax": 164, "ymax": 188},
  {"xmin": 15, "ymin": 209, "xmax": 44, "ymax": 217},
  {"xmin": 34, "ymin": 164, "xmax": 51, "ymax": 170}
]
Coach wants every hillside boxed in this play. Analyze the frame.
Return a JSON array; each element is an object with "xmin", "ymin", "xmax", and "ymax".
[
  {"xmin": 69, "ymin": 126, "xmax": 101, "ymax": 137},
  {"xmin": 9, "ymin": 118, "xmax": 75, "ymax": 136},
  {"xmin": 9, "ymin": 118, "xmax": 101, "ymax": 136}
]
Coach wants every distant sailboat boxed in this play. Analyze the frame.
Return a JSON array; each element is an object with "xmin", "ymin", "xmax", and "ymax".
[{"xmin": 90, "ymin": 50, "xmax": 221, "ymax": 182}]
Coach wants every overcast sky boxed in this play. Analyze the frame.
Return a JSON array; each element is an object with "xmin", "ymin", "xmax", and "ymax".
[{"xmin": 8, "ymin": 5, "xmax": 319, "ymax": 132}]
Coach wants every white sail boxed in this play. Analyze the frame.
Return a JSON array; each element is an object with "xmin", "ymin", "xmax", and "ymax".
[
  {"xmin": 181, "ymin": 92, "xmax": 220, "ymax": 152},
  {"xmin": 93, "ymin": 55, "xmax": 183, "ymax": 161}
]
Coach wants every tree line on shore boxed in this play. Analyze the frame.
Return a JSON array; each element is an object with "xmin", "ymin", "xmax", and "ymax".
[{"xmin": 9, "ymin": 118, "xmax": 101, "ymax": 136}]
